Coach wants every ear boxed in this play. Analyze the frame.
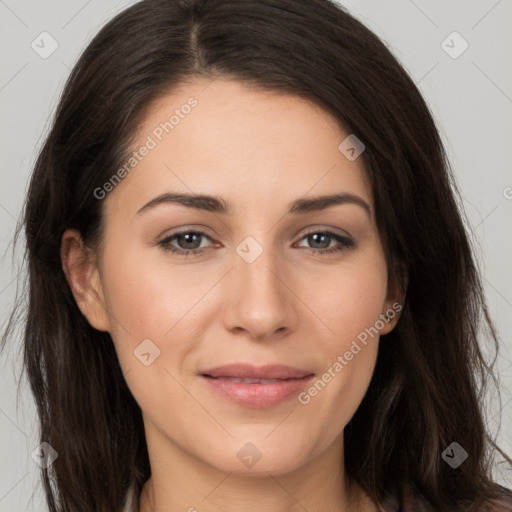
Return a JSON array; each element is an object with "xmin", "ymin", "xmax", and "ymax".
[
  {"xmin": 60, "ymin": 229, "xmax": 111, "ymax": 332},
  {"xmin": 379, "ymin": 265, "xmax": 408, "ymax": 336}
]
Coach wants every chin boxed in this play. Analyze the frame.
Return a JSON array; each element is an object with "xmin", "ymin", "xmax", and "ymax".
[{"xmin": 197, "ymin": 434, "xmax": 313, "ymax": 476}]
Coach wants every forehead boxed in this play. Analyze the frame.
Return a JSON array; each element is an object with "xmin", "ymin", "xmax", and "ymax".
[{"xmin": 104, "ymin": 78, "xmax": 373, "ymax": 218}]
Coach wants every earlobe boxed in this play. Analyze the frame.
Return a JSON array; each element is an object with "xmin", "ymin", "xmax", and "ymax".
[
  {"xmin": 60, "ymin": 229, "xmax": 111, "ymax": 332},
  {"xmin": 379, "ymin": 300, "xmax": 403, "ymax": 335},
  {"xmin": 380, "ymin": 271, "xmax": 407, "ymax": 335}
]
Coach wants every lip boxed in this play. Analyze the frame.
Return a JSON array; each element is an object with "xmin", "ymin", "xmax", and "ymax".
[
  {"xmin": 199, "ymin": 364, "xmax": 314, "ymax": 408},
  {"xmin": 200, "ymin": 363, "xmax": 312, "ymax": 380}
]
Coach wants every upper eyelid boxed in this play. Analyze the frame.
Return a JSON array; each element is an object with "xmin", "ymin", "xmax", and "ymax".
[{"xmin": 161, "ymin": 227, "xmax": 352, "ymax": 245}]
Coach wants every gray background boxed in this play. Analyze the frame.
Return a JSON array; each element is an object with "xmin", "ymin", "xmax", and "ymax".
[{"xmin": 1, "ymin": 1, "xmax": 511, "ymax": 510}]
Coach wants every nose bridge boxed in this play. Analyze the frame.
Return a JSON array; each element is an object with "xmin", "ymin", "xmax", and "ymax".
[
  {"xmin": 235, "ymin": 233, "xmax": 284, "ymax": 302},
  {"xmin": 223, "ymin": 232, "xmax": 296, "ymax": 337}
]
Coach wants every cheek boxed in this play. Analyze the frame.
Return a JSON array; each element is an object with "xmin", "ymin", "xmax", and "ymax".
[
  {"xmin": 100, "ymin": 241, "xmax": 212, "ymax": 337},
  {"xmin": 101, "ymin": 230, "xmax": 388, "ymax": 360},
  {"xmin": 99, "ymin": 241, "xmax": 221, "ymax": 385},
  {"xmin": 301, "ymin": 253, "xmax": 388, "ymax": 343},
  {"xmin": 97, "ymin": 232, "xmax": 388, "ymax": 471},
  {"xmin": 296, "ymin": 251, "xmax": 387, "ymax": 427}
]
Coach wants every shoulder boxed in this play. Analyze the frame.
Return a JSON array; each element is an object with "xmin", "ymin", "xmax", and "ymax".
[
  {"xmin": 380, "ymin": 482, "xmax": 512, "ymax": 512},
  {"xmin": 481, "ymin": 484, "xmax": 512, "ymax": 511},
  {"xmin": 379, "ymin": 482, "xmax": 435, "ymax": 511}
]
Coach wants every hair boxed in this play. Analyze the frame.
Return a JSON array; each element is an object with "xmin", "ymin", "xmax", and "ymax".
[{"xmin": 1, "ymin": 0, "xmax": 511, "ymax": 511}]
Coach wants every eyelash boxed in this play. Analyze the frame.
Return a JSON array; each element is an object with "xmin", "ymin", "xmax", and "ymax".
[{"xmin": 157, "ymin": 229, "xmax": 355, "ymax": 258}]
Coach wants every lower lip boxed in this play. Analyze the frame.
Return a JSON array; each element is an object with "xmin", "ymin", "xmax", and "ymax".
[{"xmin": 201, "ymin": 375, "xmax": 314, "ymax": 408}]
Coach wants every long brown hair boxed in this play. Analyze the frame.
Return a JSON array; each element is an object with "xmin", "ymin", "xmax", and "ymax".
[{"xmin": 2, "ymin": 0, "xmax": 510, "ymax": 511}]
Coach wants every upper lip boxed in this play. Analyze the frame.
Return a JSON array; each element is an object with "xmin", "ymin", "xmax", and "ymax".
[{"xmin": 200, "ymin": 364, "xmax": 313, "ymax": 380}]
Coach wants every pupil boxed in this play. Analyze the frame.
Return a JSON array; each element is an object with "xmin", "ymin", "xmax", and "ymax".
[
  {"xmin": 180, "ymin": 233, "xmax": 200, "ymax": 249},
  {"xmin": 310, "ymin": 233, "xmax": 329, "ymax": 249}
]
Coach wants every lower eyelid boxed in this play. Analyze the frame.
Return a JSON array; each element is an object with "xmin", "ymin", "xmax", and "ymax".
[
  {"xmin": 159, "ymin": 230, "xmax": 353, "ymax": 253},
  {"xmin": 298, "ymin": 232, "xmax": 350, "ymax": 244},
  {"xmin": 160, "ymin": 232, "xmax": 212, "ymax": 249}
]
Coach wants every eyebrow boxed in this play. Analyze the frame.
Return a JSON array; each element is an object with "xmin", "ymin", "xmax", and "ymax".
[{"xmin": 136, "ymin": 191, "xmax": 372, "ymax": 218}]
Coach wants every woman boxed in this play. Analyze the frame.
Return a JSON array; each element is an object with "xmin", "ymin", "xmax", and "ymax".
[{"xmin": 2, "ymin": 0, "xmax": 511, "ymax": 511}]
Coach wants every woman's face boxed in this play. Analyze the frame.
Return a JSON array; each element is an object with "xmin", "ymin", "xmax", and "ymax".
[{"xmin": 64, "ymin": 78, "xmax": 401, "ymax": 476}]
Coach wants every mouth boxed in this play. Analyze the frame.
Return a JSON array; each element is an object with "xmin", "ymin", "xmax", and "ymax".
[
  {"xmin": 200, "ymin": 363, "xmax": 313, "ymax": 380},
  {"xmin": 199, "ymin": 364, "xmax": 314, "ymax": 408},
  {"xmin": 202, "ymin": 376, "xmax": 298, "ymax": 384}
]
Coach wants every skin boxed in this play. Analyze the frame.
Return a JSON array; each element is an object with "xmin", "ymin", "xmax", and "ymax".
[{"xmin": 61, "ymin": 77, "xmax": 403, "ymax": 512}]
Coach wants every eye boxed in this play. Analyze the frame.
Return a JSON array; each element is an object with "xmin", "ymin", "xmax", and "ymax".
[
  {"xmin": 295, "ymin": 230, "xmax": 355, "ymax": 255},
  {"xmin": 158, "ymin": 230, "xmax": 212, "ymax": 258},
  {"xmin": 157, "ymin": 229, "xmax": 355, "ymax": 257}
]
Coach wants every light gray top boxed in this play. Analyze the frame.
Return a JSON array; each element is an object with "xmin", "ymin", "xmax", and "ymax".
[{"xmin": 123, "ymin": 484, "xmax": 138, "ymax": 512}]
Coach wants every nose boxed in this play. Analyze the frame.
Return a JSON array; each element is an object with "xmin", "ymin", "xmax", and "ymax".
[{"xmin": 222, "ymin": 240, "xmax": 299, "ymax": 340}]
